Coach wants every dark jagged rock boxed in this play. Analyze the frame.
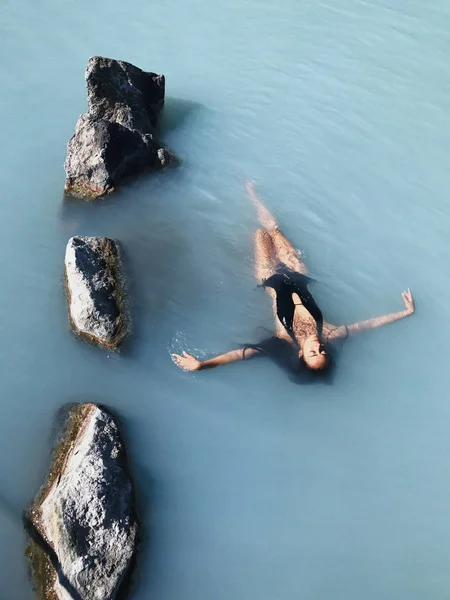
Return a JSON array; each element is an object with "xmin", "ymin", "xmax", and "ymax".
[
  {"xmin": 64, "ymin": 236, "xmax": 128, "ymax": 349},
  {"xmin": 64, "ymin": 56, "xmax": 172, "ymax": 198},
  {"xmin": 26, "ymin": 403, "xmax": 138, "ymax": 600}
]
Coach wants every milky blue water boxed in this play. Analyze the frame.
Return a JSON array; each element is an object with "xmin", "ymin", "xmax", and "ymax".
[{"xmin": 1, "ymin": 0, "xmax": 450, "ymax": 598}]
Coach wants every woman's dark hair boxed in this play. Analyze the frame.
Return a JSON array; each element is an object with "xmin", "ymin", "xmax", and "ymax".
[
  {"xmin": 290, "ymin": 350, "xmax": 335, "ymax": 385},
  {"xmin": 243, "ymin": 335, "xmax": 336, "ymax": 385}
]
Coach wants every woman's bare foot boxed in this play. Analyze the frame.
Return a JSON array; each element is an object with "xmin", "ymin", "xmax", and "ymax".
[{"xmin": 245, "ymin": 181, "xmax": 278, "ymax": 230}]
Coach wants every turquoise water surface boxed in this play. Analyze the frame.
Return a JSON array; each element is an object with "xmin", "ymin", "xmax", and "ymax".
[{"xmin": 1, "ymin": 0, "xmax": 450, "ymax": 598}]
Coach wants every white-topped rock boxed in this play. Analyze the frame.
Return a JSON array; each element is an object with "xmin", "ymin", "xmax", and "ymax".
[
  {"xmin": 65, "ymin": 236, "xmax": 128, "ymax": 349},
  {"xmin": 27, "ymin": 403, "xmax": 138, "ymax": 600}
]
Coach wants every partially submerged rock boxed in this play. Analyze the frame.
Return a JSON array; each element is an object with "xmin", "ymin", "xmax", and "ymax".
[
  {"xmin": 65, "ymin": 236, "xmax": 128, "ymax": 349},
  {"xmin": 64, "ymin": 56, "xmax": 172, "ymax": 199},
  {"xmin": 26, "ymin": 403, "xmax": 138, "ymax": 600}
]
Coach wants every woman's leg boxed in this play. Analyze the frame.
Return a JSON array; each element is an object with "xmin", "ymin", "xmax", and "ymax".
[
  {"xmin": 246, "ymin": 181, "xmax": 279, "ymax": 230},
  {"xmin": 270, "ymin": 229, "xmax": 308, "ymax": 275},
  {"xmin": 246, "ymin": 181, "xmax": 307, "ymax": 274},
  {"xmin": 254, "ymin": 228, "xmax": 288, "ymax": 338},
  {"xmin": 254, "ymin": 228, "xmax": 276, "ymax": 285}
]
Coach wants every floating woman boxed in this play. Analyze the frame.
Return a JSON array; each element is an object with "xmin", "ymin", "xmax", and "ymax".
[{"xmin": 173, "ymin": 182, "xmax": 415, "ymax": 382}]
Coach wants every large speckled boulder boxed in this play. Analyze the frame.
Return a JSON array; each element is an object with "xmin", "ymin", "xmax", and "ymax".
[
  {"xmin": 64, "ymin": 56, "xmax": 172, "ymax": 198},
  {"xmin": 64, "ymin": 236, "xmax": 128, "ymax": 349},
  {"xmin": 26, "ymin": 403, "xmax": 138, "ymax": 600}
]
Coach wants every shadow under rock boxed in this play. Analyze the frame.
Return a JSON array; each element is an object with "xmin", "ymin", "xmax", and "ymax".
[
  {"xmin": 0, "ymin": 490, "xmax": 21, "ymax": 530},
  {"xmin": 159, "ymin": 97, "xmax": 203, "ymax": 136},
  {"xmin": 23, "ymin": 514, "xmax": 84, "ymax": 600}
]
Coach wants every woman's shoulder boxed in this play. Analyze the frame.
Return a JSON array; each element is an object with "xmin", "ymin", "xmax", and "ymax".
[{"xmin": 323, "ymin": 323, "xmax": 348, "ymax": 342}]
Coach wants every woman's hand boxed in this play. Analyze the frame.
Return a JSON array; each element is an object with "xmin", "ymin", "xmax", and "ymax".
[
  {"xmin": 402, "ymin": 288, "xmax": 415, "ymax": 315},
  {"xmin": 172, "ymin": 351, "xmax": 202, "ymax": 371}
]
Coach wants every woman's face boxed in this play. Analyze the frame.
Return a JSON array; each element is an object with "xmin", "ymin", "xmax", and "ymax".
[{"xmin": 301, "ymin": 335, "xmax": 329, "ymax": 370}]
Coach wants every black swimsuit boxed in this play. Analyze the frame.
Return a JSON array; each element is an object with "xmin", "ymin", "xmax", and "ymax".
[
  {"xmin": 242, "ymin": 266, "xmax": 327, "ymax": 380},
  {"xmin": 259, "ymin": 265, "xmax": 323, "ymax": 339}
]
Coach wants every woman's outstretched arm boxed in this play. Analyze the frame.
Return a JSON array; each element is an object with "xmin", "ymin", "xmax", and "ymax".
[
  {"xmin": 325, "ymin": 289, "xmax": 415, "ymax": 341},
  {"xmin": 346, "ymin": 289, "xmax": 415, "ymax": 336},
  {"xmin": 172, "ymin": 347, "xmax": 261, "ymax": 371}
]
